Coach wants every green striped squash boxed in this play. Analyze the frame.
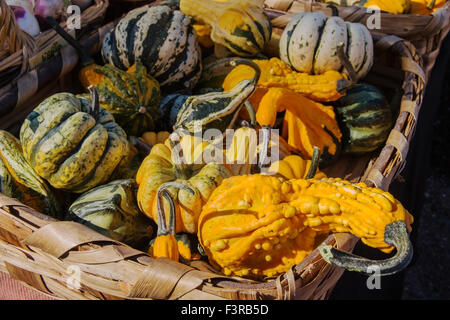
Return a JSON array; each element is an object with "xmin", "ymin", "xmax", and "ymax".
[
  {"xmin": 80, "ymin": 61, "xmax": 161, "ymax": 137},
  {"xmin": 0, "ymin": 130, "xmax": 61, "ymax": 218},
  {"xmin": 334, "ymin": 83, "xmax": 393, "ymax": 154},
  {"xmin": 101, "ymin": 5, "xmax": 202, "ymax": 92},
  {"xmin": 67, "ymin": 179, "xmax": 152, "ymax": 248},
  {"xmin": 19, "ymin": 92, "xmax": 130, "ymax": 193},
  {"xmin": 279, "ymin": 12, "xmax": 373, "ymax": 80}
]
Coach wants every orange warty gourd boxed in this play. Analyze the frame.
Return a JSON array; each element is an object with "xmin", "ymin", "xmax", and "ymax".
[
  {"xmin": 198, "ymin": 174, "xmax": 413, "ymax": 279},
  {"xmin": 221, "ymin": 57, "xmax": 350, "ymax": 103}
]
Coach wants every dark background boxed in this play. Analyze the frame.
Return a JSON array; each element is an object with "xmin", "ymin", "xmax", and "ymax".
[{"xmin": 330, "ymin": 34, "xmax": 450, "ymax": 300}]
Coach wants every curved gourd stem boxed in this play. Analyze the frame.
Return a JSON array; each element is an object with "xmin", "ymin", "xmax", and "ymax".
[
  {"xmin": 427, "ymin": 0, "xmax": 437, "ymax": 10},
  {"xmin": 336, "ymin": 42, "xmax": 358, "ymax": 88},
  {"xmin": 326, "ymin": 3, "xmax": 340, "ymax": 17},
  {"xmin": 129, "ymin": 136, "xmax": 152, "ymax": 154},
  {"xmin": 244, "ymin": 101, "xmax": 257, "ymax": 127},
  {"xmin": 305, "ymin": 146, "xmax": 321, "ymax": 179},
  {"xmin": 155, "ymin": 182, "xmax": 195, "ymax": 236},
  {"xmin": 318, "ymin": 220, "xmax": 413, "ymax": 276},
  {"xmin": 229, "ymin": 59, "xmax": 261, "ymax": 87},
  {"xmin": 156, "ymin": 188, "xmax": 176, "ymax": 236},
  {"xmin": 88, "ymin": 86, "xmax": 99, "ymax": 120},
  {"xmin": 46, "ymin": 16, "xmax": 93, "ymax": 66}
]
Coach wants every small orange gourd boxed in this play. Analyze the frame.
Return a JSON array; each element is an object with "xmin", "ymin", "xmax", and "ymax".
[
  {"xmin": 151, "ymin": 188, "xmax": 179, "ymax": 261},
  {"xmin": 267, "ymin": 147, "xmax": 327, "ymax": 180}
]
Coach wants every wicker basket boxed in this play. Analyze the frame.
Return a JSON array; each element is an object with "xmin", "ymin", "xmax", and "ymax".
[
  {"xmin": 264, "ymin": 0, "xmax": 450, "ymax": 81},
  {"xmin": 0, "ymin": 0, "xmax": 109, "ymax": 89},
  {"xmin": 0, "ymin": 4, "xmax": 425, "ymax": 300}
]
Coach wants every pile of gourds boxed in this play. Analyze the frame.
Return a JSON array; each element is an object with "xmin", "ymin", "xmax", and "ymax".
[{"xmin": 0, "ymin": 0, "xmax": 414, "ymax": 281}]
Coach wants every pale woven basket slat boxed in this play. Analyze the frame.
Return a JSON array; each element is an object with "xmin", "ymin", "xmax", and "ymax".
[
  {"xmin": 0, "ymin": 0, "xmax": 109, "ymax": 87},
  {"xmin": 0, "ymin": 3, "xmax": 426, "ymax": 300}
]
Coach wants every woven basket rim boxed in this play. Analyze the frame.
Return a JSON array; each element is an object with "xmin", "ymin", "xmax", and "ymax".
[
  {"xmin": 264, "ymin": 0, "xmax": 450, "ymax": 37},
  {"xmin": 0, "ymin": 0, "xmax": 110, "ymax": 81}
]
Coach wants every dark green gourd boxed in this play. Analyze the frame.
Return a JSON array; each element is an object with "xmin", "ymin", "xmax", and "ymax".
[
  {"xmin": 334, "ymin": 83, "xmax": 393, "ymax": 154},
  {"xmin": 67, "ymin": 179, "xmax": 153, "ymax": 248}
]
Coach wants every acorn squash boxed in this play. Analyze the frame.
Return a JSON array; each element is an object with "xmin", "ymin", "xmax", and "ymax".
[
  {"xmin": 279, "ymin": 12, "xmax": 373, "ymax": 80},
  {"xmin": 20, "ymin": 88, "xmax": 130, "ymax": 193}
]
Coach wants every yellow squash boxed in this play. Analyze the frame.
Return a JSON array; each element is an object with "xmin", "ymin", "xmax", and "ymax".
[{"xmin": 136, "ymin": 133, "xmax": 231, "ymax": 234}]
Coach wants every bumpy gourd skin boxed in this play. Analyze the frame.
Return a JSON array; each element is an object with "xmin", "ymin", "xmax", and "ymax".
[
  {"xmin": 198, "ymin": 174, "xmax": 413, "ymax": 279},
  {"xmin": 222, "ymin": 58, "xmax": 349, "ymax": 103}
]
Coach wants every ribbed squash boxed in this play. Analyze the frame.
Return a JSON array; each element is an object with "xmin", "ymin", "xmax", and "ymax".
[
  {"xmin": 180, "ymin": 0, "xmax": 272, "ymax": 57},
  {"xmin": 257, "ymin": 87, "xmax": 342, "ymax": 165},
  {"xmin": 20, "ymin": 88, "xmax": 130, "ymax": 193},
  {"xmin": 140, "ymin": 131, "xmax": 171, "ymax": 147},
  {"xmin": 279, "ymin": 12, "xmax": 373, "ymax": 80},
  {"xmin": 136, "ymin": 133, "xmax": 231, "ymax": 234},
  {"xmin": 157, "ymin": 94, "xmax": 190, "ymax": 131},
  {"xmin": 334, "ymin": 83, "xmax": 393, "ymax": 154},
  {"xmin": 67, "ymin": 179, "xmax": 152, "ymax": 248},
  {"xmin": 78, "ymin": 61, "xmax": 161, "ymax": 137},
  {"xmin": 267, "ymin": 148, "xmax": 327, "ymax": 180},
  {"xmin": 0, "ymin": 130, "xmax": 61, "ymax": 218},
  {"xmin": 101, "ymin": 5, "xmax": 202, "ymax": 92},
  {"xmin": 222, "ymin": 57, "xmax": 351, "ymax": 103},
  {"xmin": 199, "ymin": 174, "xmax": 413, "ymax": 279}
]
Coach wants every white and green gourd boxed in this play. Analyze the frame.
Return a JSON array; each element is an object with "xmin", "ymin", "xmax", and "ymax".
[{"xmin": 279, "ymin": 12, "xmax": 373, "ymax": 80}]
